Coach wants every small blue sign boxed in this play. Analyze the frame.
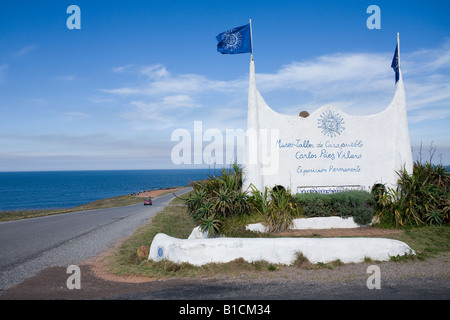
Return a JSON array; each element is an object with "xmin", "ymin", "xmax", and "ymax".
[{"xmin": 157, "ymin": 247, "xmax": 164, "ymax": 258}]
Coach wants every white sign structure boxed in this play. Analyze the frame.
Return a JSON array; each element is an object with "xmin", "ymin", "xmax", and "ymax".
[{"xmin": 243, "ymin": 41, "xmax": 413, "ymax": 193}]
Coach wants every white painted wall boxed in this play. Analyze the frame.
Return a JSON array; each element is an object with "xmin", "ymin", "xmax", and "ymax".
[
  {"xmin": 243, "ymin": 60, "xmax": 413, "ymax": 193},
  {"xmin": 149, "ymin": 233, "xmax": 414, "ymax": 266}
]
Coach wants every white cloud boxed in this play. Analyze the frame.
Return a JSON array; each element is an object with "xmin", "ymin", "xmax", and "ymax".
[
  {"xmin": 255, "ymin": 44, "xmax": 450, "ymax": 121},
  {"xmin": 408, "ymin": 108, "xmax": 450, "ymax": 124},
  {"xmin": 106, "ymin": 53, "xmax": 394, "ymax": 123},
  {"xmin": 159, "ymin": 94, "xmax": 199, "ymax": 108},
  {"xmin": 254, "ymin": 53, "xmax": 394, "ymax": 116},
  {"xmin": 101, "ymin": 41, "xmax": 450, "ymax": 159},
  {"xmin": 258, "ymin": 53, "xmax": 390, "ymax": 91},
  {"xmin": 103, "ymin": 64, "xmax": 245, "ymax": 97},
  {"xmin": 406, "ymin": 38, "xmax": 450, "ymax": 72},
  {"xmin": 111, "ymin": 64, "xmax": 135, "ymax": 73},
  {"xmin": 111, "ymin": 63, "xmax": 170, "ymax": 79},
  {"xmin": 139, "ymin": 64, "xmax": 170, "ymax": 79},
  {"xmin": 102, "ymin": 87, "xmax": 140, "ymax": 96},
  {"xmin": 0, "ymin": 132, "xmax": 148, "ymax": 158},
  {"xmin": 87, "ymin": 96, "xmax": 117, "ymax": 104},
  {"xmin": 120, "ymin": 94, "xmax": 201, "ymax": 130},
  {"xmin": 14, "ymin": 44, "xmax": 37, "ymax": 57}
]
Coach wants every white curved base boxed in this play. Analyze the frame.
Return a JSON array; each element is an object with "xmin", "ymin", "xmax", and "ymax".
[
  {"xmin": 149, "ymin": 233, "xmax": 414, "ymax": 266},
  {"xmin": 246, "ymin": 216, "xmax": 367, "ymax": 233},
  {"xmin": 291, "ymin": 216, "xmax": 363, "ymax": 229}
]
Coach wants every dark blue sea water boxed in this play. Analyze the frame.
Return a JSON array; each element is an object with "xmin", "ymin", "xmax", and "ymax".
[{"xmin": 0, "ymin": 169, "xmax": 211, "ymax": 211}]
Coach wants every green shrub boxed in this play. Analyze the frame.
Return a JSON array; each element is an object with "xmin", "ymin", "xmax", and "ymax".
[
  {"xmin": 246, "ymin": 185, "xmax": 301, "ymax": 232},
  {"xmin": 374, "ymin": 161, "xmax": 449, "ymax": 227},
  {"xmin": 185, "ymin": 163, "xmax": 250, "ymax": 235},
  {"xmin": 292, "ymin": 190, "xmax": 374, "ymax": 225},
  {"xmin": 186, "ymin": 164, "xmax": 304, "ymax": 234},
  {"xmin": 199, "ymin": 216, "xmax": 222, "ymax": 237},
  {"xmin": 247, "ymin": 185, "xmax": 270, "ymax": 216},
  {"xmin": 265, "ymin": 187, "xmax": 299, "ymax": 232}
]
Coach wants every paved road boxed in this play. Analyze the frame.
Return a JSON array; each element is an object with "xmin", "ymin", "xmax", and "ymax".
[
  {"xmin": 113, "ymin": 276, "xmax": 450, "ymax": 300},
  {"xmin": 0, "ymin": 188, "xmax": 192, "ymax": 292}
]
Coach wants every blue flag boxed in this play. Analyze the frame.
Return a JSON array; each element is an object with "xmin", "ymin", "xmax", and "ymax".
[
  {"xmin": 216, "ymin": 24, "xmax": 252, "ymax": 54},
  {"xmin": 391, "ymin": 43, "xmax": 399, "ymax": 83}
]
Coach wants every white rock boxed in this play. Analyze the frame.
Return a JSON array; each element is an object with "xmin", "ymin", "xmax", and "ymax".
[
  {"xmin": 245, "ymin": 216, "xmax": 368, "ymax": 233},
  {"xmin": 187, "ymin": 226, "xmax": 209, "ymax": 239},
  {"xmin": 245, "ymin": 223, "xmax": 267, "ymax": 233},
  {"xmin": 290, "ymin": 216, "xmax": 363, "ymax": 229}
]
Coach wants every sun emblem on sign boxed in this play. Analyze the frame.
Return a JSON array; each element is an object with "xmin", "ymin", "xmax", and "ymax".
[
  {"xmin": 221, "ymin": 29, "xmax": 243, "ymax": 52},
  {"xmin": 317, "ymin": 110, "xmax": 345, "ymax": 138}
]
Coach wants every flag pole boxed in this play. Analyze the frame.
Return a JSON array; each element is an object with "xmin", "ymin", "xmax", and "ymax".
[
  {"xmin": 249, "ymin": 18, "xmax": 254, "ymax": 61},
  {"xmin": 397, "ymin": 33, "xmax": 401, "ymax": 69}
]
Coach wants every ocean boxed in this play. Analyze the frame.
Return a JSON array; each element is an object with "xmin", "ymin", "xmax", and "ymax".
[{"xmin": 0, "ymin": 169, "xmax": 212, "ymax": 211}]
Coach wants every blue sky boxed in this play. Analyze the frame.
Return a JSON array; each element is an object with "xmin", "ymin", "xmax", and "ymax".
[{"xmin": 1, "ymin": 0, "xmax": 449, "ymax": 171}]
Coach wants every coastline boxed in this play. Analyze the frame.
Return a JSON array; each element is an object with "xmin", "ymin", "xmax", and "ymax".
[
  {"xmin": 133, "ymin": 187, "xmax": 182, "ymax": 198},
  {"xmin": 0, "ymin": 168, "xmax": 211, "ymax": 212},
  {"xmin": 0, "ymin": 186, "xmax": 186, "ymax": 223}
]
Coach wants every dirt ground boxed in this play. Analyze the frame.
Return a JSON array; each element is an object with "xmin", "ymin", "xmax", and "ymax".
[
  {"xmin": 273, "ymin": 226, "xmax": 404, "ymax": 238},
  {"xmin": 0, "ymin": 226, "xmax": 414, "ymax": 300},
  {"xmin": 134, "ymin": 188, "xmax": 181, "ymax": 198}
]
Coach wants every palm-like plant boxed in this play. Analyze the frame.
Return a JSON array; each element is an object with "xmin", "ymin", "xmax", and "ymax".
[
  {"xmin": 194, "ymin": 201, "xmax": 214, "ymax": 221},
  {"xmin": 185, "ymin": 163, "xmax": 250, "ymax": 236},
  {"xmin": 200, "ymin": 215, "xmax": 222, "ymax": 237},
  {"xmin": 234, "ymin": 190, "xmax": 250, "ymax": 215},
  {"xmin": 248, "ymin": 185, "xmax": 270, "ymax": 216},
  {"xmin": 214, "ymin": 188, "xmax": 232, "ymax": 219},
  {"xmin": 374, "ymin": 161, "xmax": 449, "ymax": 227},
  {"xmin": 185, "ymin": 188, "xmax": 207, "ymax": 216},
  {"xmin": 266, "ymin": 187, "xmax": 298, "ymax": 232}
]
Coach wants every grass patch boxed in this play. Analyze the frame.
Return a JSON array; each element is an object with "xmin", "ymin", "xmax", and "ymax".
[
  {"xmin": 169, "ymin": 190, "xmax": 193, "ymax": 205},
  {"xmin": 220, "ymin": 211, "xmax": 268, "ymax": 238},
  {"xmin": 391, "ymin": 225, "xmax": 450, "ymax": 261},
  {"xmin": 292, "ymin": 252, "xmax": 316, "ymax": 269},
  {"xmin": 108, "ymin": 200, "xmax": 448, "ymax": 280},
  {"xmin": 107, "ymin": 204, "xmax": 198, "ymax": 278},
  {"xmin": 105, "ymin": 201, "xmax": 284, "ymax": 278},
  {"xmin": 106, "ymin": 199, "xmax": 450, "ymax": 279}
]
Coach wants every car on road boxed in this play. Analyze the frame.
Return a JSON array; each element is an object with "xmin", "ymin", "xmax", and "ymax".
[{"xmin": 144, "ymin": 198, "xmax": 152, "ymax": 205}]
